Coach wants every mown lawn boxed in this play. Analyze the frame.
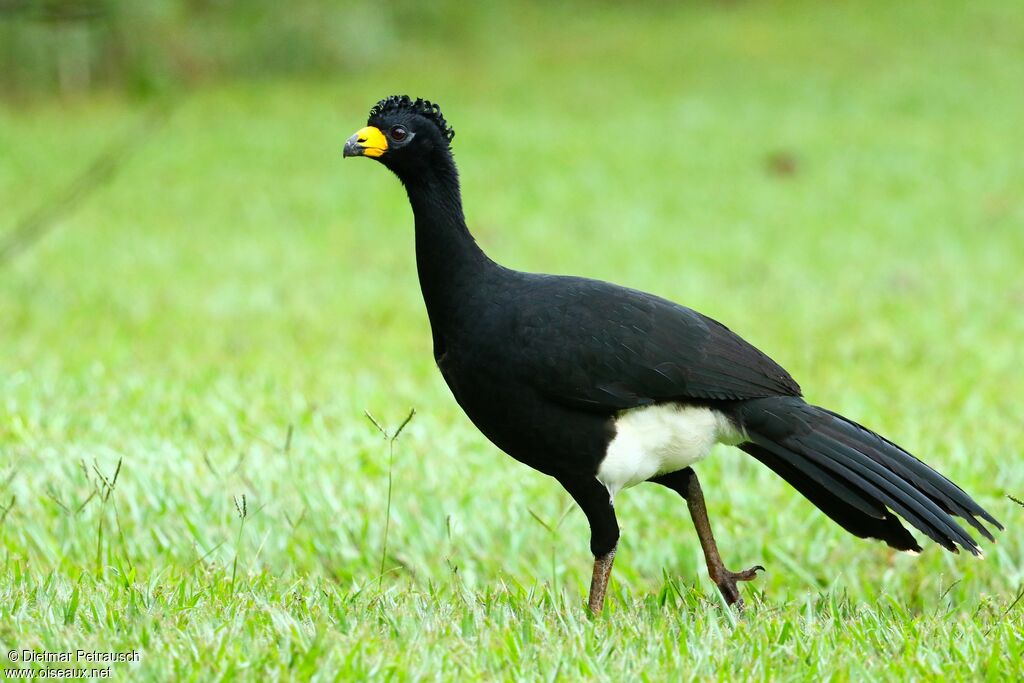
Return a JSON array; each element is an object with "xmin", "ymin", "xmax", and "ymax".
[{"xmin": 1, "ymin": 1, "xmax": 1022, "ymax": 680}]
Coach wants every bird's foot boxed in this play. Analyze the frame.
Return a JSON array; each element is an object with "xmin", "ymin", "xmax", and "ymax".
[{"xmin": 711, "ymin": 563, "xmax": 765, "ymax": 611}]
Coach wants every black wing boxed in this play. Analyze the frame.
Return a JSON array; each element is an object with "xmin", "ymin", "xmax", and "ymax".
[{"xmin": 511, "ymin": 275, "xmax": 801, "ymax": 411}]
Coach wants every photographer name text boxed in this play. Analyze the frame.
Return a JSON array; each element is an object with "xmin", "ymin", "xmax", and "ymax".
[{"xmin": 8, "ymin": 650, "xmax": 139, "ymax": 664}]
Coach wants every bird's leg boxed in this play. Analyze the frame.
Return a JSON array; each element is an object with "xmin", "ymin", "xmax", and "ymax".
[
  {"xmin": 651, "ymin": 468, "xmax": 764, "ymax": 610},
  {"xmin": 589, "ymin": 547, "xmax": 616, "ymax": 615},
  {"xmin": 682, "ymin": 470, "xmax": 764, "ymax": 609},
  {"xmin": 561, "ymin": 476, "xmax": 619, "ymax": 616}
]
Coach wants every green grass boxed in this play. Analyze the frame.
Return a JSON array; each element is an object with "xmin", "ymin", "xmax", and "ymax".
[{"xmin": 2, "ymin": 1, "xmax": 1023, "ymax": 680}]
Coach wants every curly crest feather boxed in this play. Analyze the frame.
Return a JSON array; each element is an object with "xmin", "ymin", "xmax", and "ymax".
[{"xmin": 369, "ymin": 95, "xmax": 455, "ymax": 143}]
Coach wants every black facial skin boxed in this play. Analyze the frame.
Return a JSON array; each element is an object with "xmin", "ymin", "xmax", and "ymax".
[{"xmin": 367, "ymin": 111, "xmax": 452, "ymax": 180}]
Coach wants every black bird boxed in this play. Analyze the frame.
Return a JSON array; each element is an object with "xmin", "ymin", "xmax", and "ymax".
[{"xmin": 343, "ymin": 95, "xmax": 1002, "ymax": 614}]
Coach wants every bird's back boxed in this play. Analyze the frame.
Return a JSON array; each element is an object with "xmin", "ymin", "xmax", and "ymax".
[{"xmin": 505, "ymin": 272, "xmax": 801, "ymax": 411}]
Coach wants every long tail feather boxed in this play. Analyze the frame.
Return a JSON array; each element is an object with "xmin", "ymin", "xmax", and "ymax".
[
  {"xmin": 732, "ymin": 396, "xmax": 1002, "ymax": 555},
  {"xmin": 740, "ymin": 442, "xmax": 922, "ymax": 552}
]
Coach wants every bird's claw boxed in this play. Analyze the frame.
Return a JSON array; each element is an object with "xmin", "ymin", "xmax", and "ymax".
[{"xmin": 713, "ymin": 563, "xmax": 765, "ymax": 611}]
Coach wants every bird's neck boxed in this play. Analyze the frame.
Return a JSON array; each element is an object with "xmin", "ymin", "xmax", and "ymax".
[{"xmin": 403, "ymin": 157, "xmax": 494, "ymax": 331}]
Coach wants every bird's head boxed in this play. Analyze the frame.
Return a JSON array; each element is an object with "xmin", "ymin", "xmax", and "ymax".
[{"xmin": 343, "ymin": 95, "xmax": 455, "ymax": 178}]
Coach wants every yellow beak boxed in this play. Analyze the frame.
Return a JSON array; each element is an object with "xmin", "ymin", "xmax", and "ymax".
[{"xmin": 343, "ymin": 126, "xmax": 388, "ymax": 158}]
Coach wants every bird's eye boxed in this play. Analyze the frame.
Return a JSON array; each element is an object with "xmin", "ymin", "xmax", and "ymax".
[{"xmin": 390, "ymin": 126, "xmax": 408, "ymax": 141}]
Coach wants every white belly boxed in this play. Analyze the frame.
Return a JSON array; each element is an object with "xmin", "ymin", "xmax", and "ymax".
[{"xmin": 596, "ymin": 403, "xmax": 744, "ymax": 497}]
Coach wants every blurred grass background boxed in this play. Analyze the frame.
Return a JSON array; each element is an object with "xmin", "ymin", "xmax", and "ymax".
[
  {"xmin": 1, "ymin": 0, "xmax": 1023, "ymax": 680},
  {"xmin": 0, "ymin": 0, "xmax": 489, "ymax": 96}
]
